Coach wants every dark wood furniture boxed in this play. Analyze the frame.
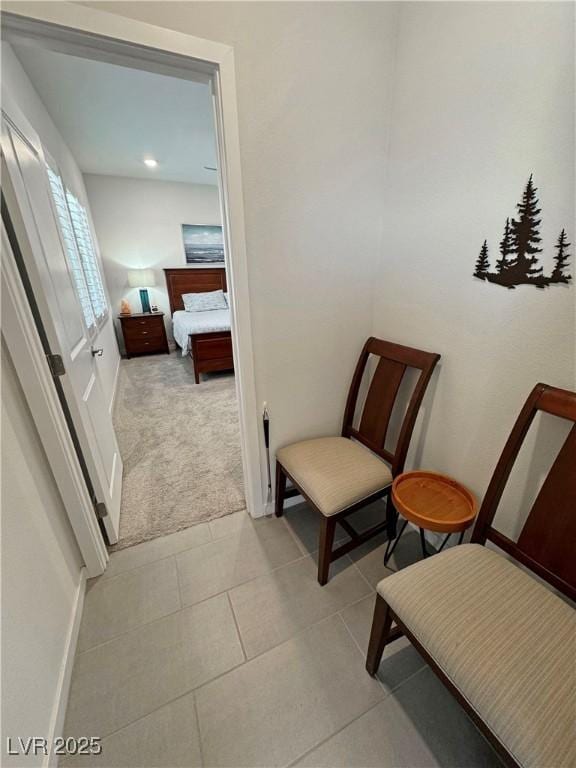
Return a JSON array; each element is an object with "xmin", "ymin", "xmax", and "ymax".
[
  {"xmin": 472, "ymin": 383, "xmax": 576, "ymax": 593},
  {"xmin": 366, "ymin": 382, "xmax": 576, "ymax": 768},
  {"xmin": 275, "ymin": 337, "xmax": 441, "ymax": 585},
  {"xmin": 119, "ymin": 312, "xmax": 169, "ymax": 358},
  {"xmin": 384, "ymin": 470, "xmax": 477, "ymax": 563},
  {"xmin": 163, "ymin": 267, "xmax": 233, "ymax": 384}
]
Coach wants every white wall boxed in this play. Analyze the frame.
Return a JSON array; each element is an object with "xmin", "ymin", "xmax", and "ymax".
[
  {"xmin": 1, "ymin": 341, "xmax": 83, "ymax": 766},
  {"xmin": 372, "ymin": 1, "xmax": 575, "ymax": 538},
  {"xmin": 2, "ymin": 44, "xmax": 120, "ymax": 409},
  {"xmin": 82, "ymin": 0, "xmax": 399, "ymax": 459},
  {"xmin": 80, "ymin": 1, "xmax": 574, "ymax": 530},
  {"xmin": 84, "ymin": 174, "xmax": 221, "ymax": 352}
]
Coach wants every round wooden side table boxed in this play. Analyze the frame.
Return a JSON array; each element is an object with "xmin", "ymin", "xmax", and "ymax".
[{"xmin": 384, "ymin": 471, "xmax": 477, "ymax": 565}]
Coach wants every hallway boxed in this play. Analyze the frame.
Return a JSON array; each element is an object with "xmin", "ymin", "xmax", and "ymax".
[{"xmin": 63, "ymin": 506, "xmax": 499, "ymax": 767}]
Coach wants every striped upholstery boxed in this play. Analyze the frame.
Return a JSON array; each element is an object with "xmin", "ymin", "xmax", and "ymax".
[
  {"xmin": 277, "ymin": 437, "xmax": 392, "ymax": 517},
  {"xmin": 377, "ymin": 544, "xmax": 576, "ymax": 768}
]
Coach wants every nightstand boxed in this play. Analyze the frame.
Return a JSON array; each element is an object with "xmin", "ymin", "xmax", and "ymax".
[{"xmin": 119, "ymin": 312, "xmax": 169, "ymax": 358}]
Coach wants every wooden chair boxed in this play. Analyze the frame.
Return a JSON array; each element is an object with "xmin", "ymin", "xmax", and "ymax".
[
  {"xmin": 275, "ymin": 337, "xmax": 440, "ymax": 585},
  {"xmin": 366, "ymin": 383, "xmax": 576, "ymax": 768}
]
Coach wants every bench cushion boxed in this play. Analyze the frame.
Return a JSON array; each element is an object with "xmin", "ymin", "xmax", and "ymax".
[
  {"xmin": 377, "ymin": 544, "xmax": 576, "ymax": 768},
  {"xmin": 277, "ymin": 437, "xmax": 392, "ymax": 517}
]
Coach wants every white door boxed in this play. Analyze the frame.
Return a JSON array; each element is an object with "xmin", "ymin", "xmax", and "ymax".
[{"xmin": 1, "ymin": 105, "xmax": 122, "ymax": 543}]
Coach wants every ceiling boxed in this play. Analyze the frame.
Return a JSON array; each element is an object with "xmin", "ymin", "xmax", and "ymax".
[{"xmin": 13, "ymin": 44, "xmax": 218, "ymax": 185}]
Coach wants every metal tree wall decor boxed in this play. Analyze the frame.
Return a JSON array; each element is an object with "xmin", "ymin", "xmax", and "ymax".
[{"xmin": 473, "ymin": 175, "xmax": 572, "ymax": 289}]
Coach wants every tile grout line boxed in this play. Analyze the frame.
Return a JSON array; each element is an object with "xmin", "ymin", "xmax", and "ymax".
[
  {"xmin": 99, "ymin": 534, "xmax": 212, "ymax": 583},
  {"xmin": 101, "ymin": 509, "xmax": 286, "ymax": 583},
  {"xmin": 108, "ymin": 508, "xmax": 220, "ymax": 561},
  {"xmin": 79, "ymin": 533, "xmax": 382, "ymax": 657},
  {"xmin": 226, "ymin": 591, "xmax": 248, "ymax": 662},
  {"xmin": 99, "ymin": 509, "xmax": 351, "ymax": 585},
  {"xmin": 337, "ymin": 607, "xmax": 428, "ymax": 699},
  {"xmin": 71, "ymin": 520, "xmax": 437, "ymax": 757},
  {"xmin": 174, "ymin": 553, "xmax": 184, "ymax": 610},
  {"xmin": 84, "ymin": 655, "xmax": 249, "ymax": 745},
  {"xmin": 285, "ymin": 697, "xmax": 386, "ymax": 768},
  {"xmin": 72, "ymin": 599, "xmax": 400, "ymax": 748},
  {"xmin": 332, "ymin": 613, "xmax": 432, "ymax": 719},
  {"xmin": 91, "ymin": 599, "xmax": 429, "ymax": 749},
  {"xmin": 95, "ymin": 549, "xmax": 185, "ymax": 585},
  {"xmin": 335, "ymin": 611, "xmax": 371, "ymax": 665},
  {"xmin": 77, "ymin": 602, "xmax": 185, "ymax": 656},
  {"xmin": 77, "ymin": 547, "xmax": 312, "ymax": 656},
  {"xmin": 279, "ymin": 515, "xmax": 309, "ymax": 557},
  {"xmin": 287, "ymin": 636, "xmax": 426, "ymax": 768},
  {"xmin": 350, "ymin": 557, "xmax": 378, "ymax": 593},
  {"xmin": 80, "ymin": 548, "xmax": 385, "ymax": 663},
  {"xmin": 338, "ymin": 590, "xmax": 375, "ymax": 617},
  {"xmin": 387, "ymin": 664, "xmax": 429, "ymax": 695},
  {"xmin": 191, "ymin": 690, "xmax": 206, "ymax": 768},
  {"xmin": 335, "ymin": 612, "xmax": 392, "ymax": 698},
  {"xmin": 204, "ymin": 595, "xmax": 372, "ymax": 679},
  {"xmin": 280, "ymin": 511, "xmax": 351, "ymax": 558}
]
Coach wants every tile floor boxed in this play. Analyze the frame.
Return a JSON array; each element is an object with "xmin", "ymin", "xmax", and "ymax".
[{"xmin": 63, "ymin": 503, "xmax": 501, "ymax": 767}]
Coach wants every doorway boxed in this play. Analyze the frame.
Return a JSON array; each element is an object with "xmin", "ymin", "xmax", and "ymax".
[{"xmin": 1, "ymin": 6, "xmax": 263, "ymax": 573}]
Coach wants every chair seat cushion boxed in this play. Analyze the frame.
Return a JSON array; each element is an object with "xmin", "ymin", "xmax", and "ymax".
[
  {"xmin": 277, "ymin": 437, "xmax": 392, "ymax": 517},
  {"xmin": 377, "ymin": 544, "xmax": 576, "ymax": 768}
]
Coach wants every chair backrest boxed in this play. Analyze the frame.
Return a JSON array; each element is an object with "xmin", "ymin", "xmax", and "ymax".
[
  {"xmin": 342, "ymin": 337, "xmax": 440, "ymax": 476},
  {"xmin": 471, "ymin": 383, "xmax": 576, "ymax": 601}
]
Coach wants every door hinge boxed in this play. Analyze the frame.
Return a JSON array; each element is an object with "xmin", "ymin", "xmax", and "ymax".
[
  {"xmin": 95, "ymin": 502, "xmax": 108, "ymax": 520},
  {"xmin": 46, "ymin": 353, "xmax": 66, "ymax": 377}
]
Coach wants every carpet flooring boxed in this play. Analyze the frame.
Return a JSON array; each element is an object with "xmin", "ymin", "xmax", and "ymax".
[{"xmin": 111, "ymin": 354, "xmax": 245, "ymax": 551}]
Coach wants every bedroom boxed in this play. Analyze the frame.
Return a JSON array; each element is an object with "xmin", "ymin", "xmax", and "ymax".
[{"xmin": 5, "ymin": 39, "xmax": 246, "ymax": 550}]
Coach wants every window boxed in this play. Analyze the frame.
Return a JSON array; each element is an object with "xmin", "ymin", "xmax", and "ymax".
[
  {"xmin": 66, "ymin": 191, "xmax": 108, "ymax": 323},
  {"xmin": 45, "ymin": 163, "xmax": 108, "ymax": 331}
]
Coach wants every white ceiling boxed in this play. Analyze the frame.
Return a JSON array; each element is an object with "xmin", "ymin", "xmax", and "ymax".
[{"xmin": 13, "ymin": 44, "xmax": 218, "ymax": 185}]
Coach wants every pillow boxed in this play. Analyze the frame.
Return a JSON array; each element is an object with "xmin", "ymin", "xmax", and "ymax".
[
  {"xmin": 224, "ymin": 292, "xmax": 229, "ymax": 307},
  {"xmin": 182, "ymin": 290, "xmax": 227, "ymax": 312}
]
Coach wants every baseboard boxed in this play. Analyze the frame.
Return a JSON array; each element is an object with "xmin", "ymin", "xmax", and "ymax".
[
  {"xmin": 108, "ymin": 356, "xmax": 121, "ymax": 415},
  {"xmin": 44, "ymin": 568, "xmax": 86, "ymax": 768},
  {"xmin": 261, "ymin": 493, "xmax": 304, "ymax": 517}
]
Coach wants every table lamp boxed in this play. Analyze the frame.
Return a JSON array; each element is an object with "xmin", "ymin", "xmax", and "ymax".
[{"xmin": 128, "ymin": 268, "xmax": 156, "ymax": 313}]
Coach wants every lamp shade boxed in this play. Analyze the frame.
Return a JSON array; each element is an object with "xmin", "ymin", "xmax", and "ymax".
[{"xmin": 128, "ymin": 268, "xmax": 156, "ymax": 288}]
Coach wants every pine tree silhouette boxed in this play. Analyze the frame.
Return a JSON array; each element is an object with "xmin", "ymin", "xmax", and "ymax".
[
  {"xmin": 509, "ymin": 174, "xmax": 543, "ymax": 279},
  {"xmin": 474, "ymin": 240, "xmax": 490, "ymax": 279},
  {"xmin": 495, "ymin": 218, "xmax": 514, "ymax": 273},
  {"xmin": 474, "ymin": 174, "xmax": 569, "ymax": 290},
  {"xmin": 551, "ymin": 229, "xmax": 572, "ymax": 283}
]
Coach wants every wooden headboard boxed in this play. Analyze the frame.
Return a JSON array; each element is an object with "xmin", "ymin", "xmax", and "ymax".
[{"xmin": 163, "ymin": 267, "xmax": 227, "ymax": 314}]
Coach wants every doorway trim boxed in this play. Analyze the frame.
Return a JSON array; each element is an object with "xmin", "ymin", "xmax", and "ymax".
[
  {"xmin": 1, "ymin": 219, "xmax": 108, "ymax": 577},
  {"xmin": 2, "ymin": 3, "xmax": 265, "ymax": 567}
]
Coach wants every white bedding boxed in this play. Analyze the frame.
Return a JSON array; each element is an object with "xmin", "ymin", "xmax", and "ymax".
[{"xmin": 172, "ymin": 309, "xmax": 231, "ymax": 356}]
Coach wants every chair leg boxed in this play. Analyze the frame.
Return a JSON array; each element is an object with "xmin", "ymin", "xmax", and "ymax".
[
  {"xmin": 318, "ymin": 516, "xmax": 336, "ymax": 586},
  {"xmin": 275, "ymin": 462, "xmax": 286, "ymax": 518},
  {"xmin": 366, "ymin": 594, "xmax": 393, "ymax": 675}
]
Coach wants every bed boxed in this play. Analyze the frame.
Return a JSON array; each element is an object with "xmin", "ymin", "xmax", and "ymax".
[{"xmin": 164, "ymin": 267, "xmax": 234, "ymax": 383}]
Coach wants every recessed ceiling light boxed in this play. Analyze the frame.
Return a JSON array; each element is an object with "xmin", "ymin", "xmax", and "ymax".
[{"xmin": 143, "ymin": 158, "xmax": 158, "ymax": 168}]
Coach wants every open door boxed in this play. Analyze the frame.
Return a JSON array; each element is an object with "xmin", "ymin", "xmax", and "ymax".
[{"xmin": 1, "ymin": 100, "xmax": 122, "ymax": 543}]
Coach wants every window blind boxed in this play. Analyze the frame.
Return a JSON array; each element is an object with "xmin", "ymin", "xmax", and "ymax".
[
  {"xmin": 45, "ymin": 165, "xmax": 96, "ymax": 331},
  {"xmin": 66, "ymin": 191, "xmax": 108, "ymax": 323}
]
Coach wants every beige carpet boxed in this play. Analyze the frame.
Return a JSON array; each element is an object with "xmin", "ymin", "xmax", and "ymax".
[{"xmin": 111, "ymin": 354, "xmax": 245, "ymax": 551}]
